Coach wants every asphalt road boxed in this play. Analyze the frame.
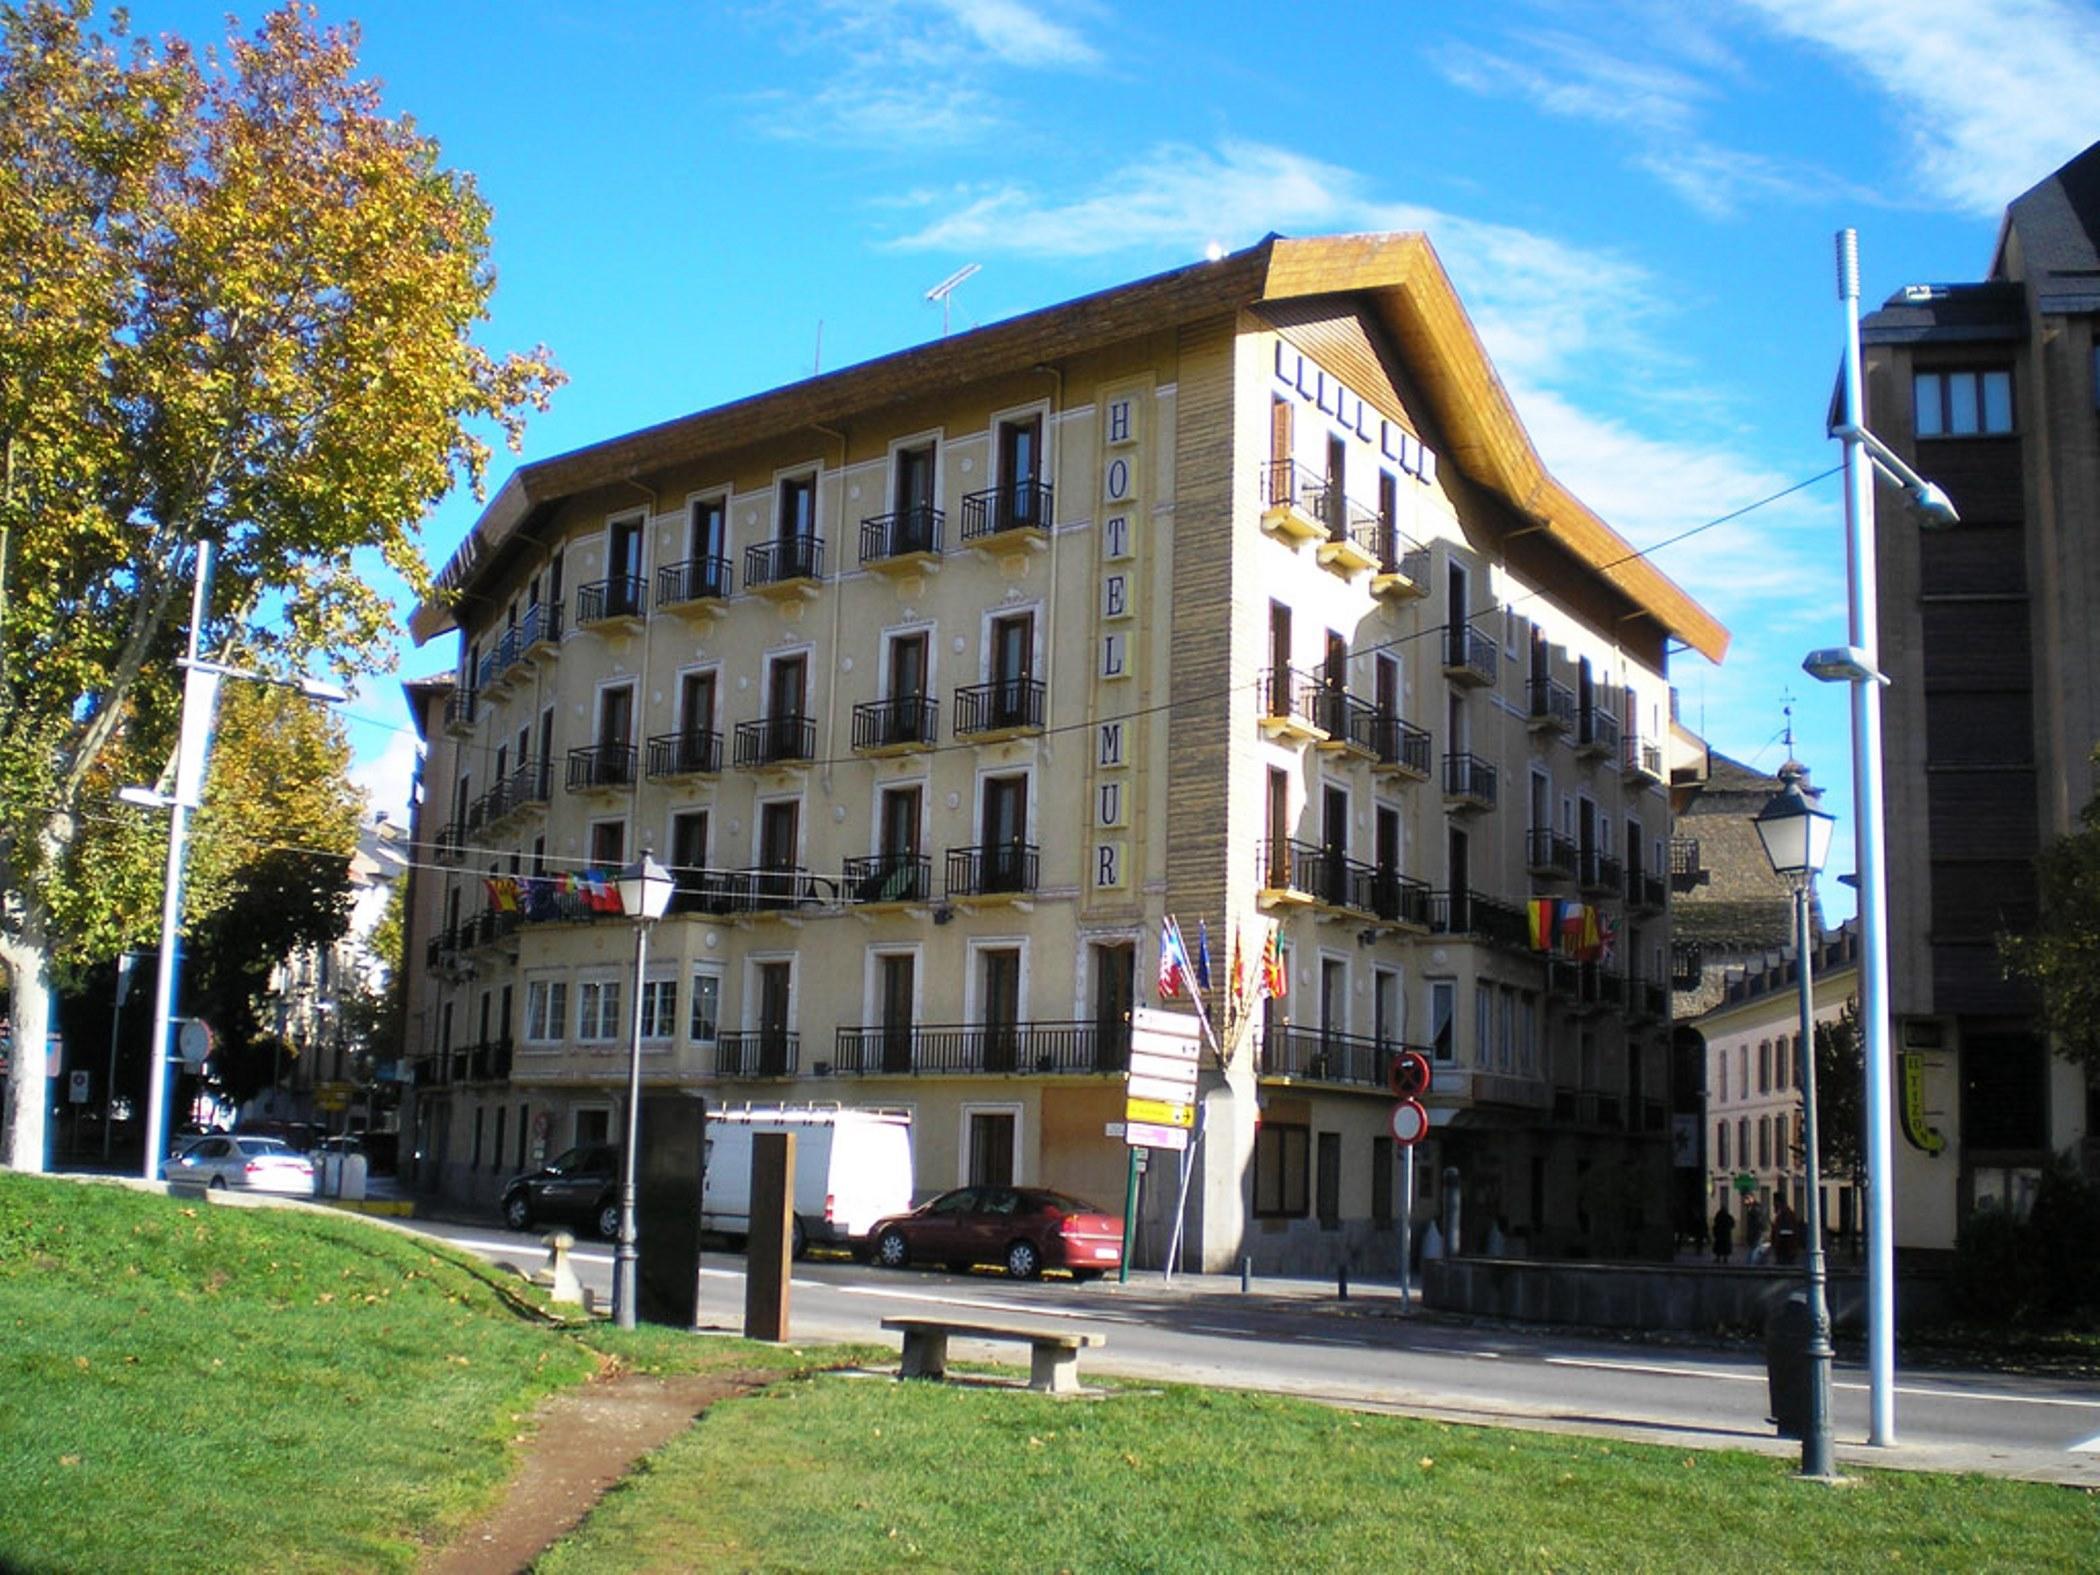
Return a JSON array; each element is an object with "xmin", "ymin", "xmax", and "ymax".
[{"xmin": 419, "ymin": 1218, "xmax": 2100, "ymax": 1485}]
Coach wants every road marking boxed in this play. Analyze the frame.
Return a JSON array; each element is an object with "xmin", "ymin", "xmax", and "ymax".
[
  {"xmin": 2070, "ymin": 1432, "xmax": 2100, "ymax": 1453},
  {"xmin": 1549, "ymin": 1356, "xmax": 2100, "ymax": 1410}
]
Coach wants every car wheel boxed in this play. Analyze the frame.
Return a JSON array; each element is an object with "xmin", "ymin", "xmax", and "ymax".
[
  {"xmin": 1070, "ymin": 1269, "xmax": 1104, "ymax": 1283},
  {"xmin": 208, "ymin": 1175, "xmax": 227, "ymax": 1191},
  {"xmin": 875, "ymin": 1228, "xmax": 910, "ymax": 1269},
  {"xmin": 596, "ymin": 1201, "xmax": 621, "ymax": 1242},
  {"xmin": 1005, "ymin": 1239, "xmax": 1042, "ymax": 1281},
  {"xmin": 790, "ymin": 1217, "xmax": 809, "ymax": 1260},
  {"xmin": 503, "ymin": 1195, "xmax": 532, "ymax": 1232}
]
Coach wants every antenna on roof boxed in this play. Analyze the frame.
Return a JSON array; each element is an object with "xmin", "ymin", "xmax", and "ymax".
[{"xmin": 925, "ymin": 263, "xmax": 981, "ymax": 336}]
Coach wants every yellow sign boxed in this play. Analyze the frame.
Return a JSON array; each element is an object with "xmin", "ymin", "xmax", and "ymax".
[
  {"xmin": 1124, "ymin": 1096, "xmax": 1194, "ymax": 1129},
  {"xmin": 1900, "ymin": 1053, "xmax": 1946, "ymax": 1155}
]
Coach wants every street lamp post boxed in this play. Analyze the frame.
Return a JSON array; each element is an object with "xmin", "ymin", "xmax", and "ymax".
[
  {"xmin": 611, "ymin": 853, "xmax": 675, "ymax": 1331},
  {"xmin": 1811, "ymin": 228, "xmax": 1960, "ymax": 1447},
  {"xmin": 1754, "ymin": 770, "xmax": 1839, "ymax": 1480}
]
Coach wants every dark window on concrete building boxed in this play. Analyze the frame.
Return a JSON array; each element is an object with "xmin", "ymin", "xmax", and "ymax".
[
  {"xmin": 1962, "ymin": 1031, "xmax": 2049, "ymax": 1150},
  {"xmin": 1372, "ymin": 1136, "xmax": 1394, "ymax": 1224},
  {"xmin": 1254, "ymin": 1124, "xmax": 1309, "ymax": 1217},
  {"xmin": 1316, "ymin": 1132, "xmax": 1342, "ymax": 1228}
]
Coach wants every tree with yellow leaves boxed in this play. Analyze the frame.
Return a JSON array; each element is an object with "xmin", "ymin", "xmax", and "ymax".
[{"xmin": 0, "ymin": 2, "xmax": 560, "ymax": 1166}]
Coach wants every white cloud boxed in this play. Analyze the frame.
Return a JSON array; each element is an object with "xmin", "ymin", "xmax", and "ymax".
[
  {"xmin": 933, "ymin": 0, "xmax": 1098, "ymax": 67},
  {"xmin": 1731, "ymin": 0, "xmax": 2100, "ymax": 213},
  {"xmin": 351, "ymin": 727, "xmax": 422, "ymax": 828}
]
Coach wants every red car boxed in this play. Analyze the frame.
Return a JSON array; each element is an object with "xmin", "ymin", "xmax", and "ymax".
[{"xmin": 869, "ymin": 1186, "xmax": 1123, "ymax": 1281}]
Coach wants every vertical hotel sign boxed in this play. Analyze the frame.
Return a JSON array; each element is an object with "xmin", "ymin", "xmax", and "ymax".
[{"xmin": 1091, "ymin": 383, "xmax": 1146, "ymax": 899}]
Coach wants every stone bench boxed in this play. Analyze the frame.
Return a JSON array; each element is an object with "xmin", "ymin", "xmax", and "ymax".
[{"xmin": 881, "ymin": 1315, "xmax": 1106, "ymax": 1396}]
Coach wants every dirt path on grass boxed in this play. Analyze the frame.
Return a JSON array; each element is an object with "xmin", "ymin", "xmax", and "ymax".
[{"xmin": 424, "ymin": 1370, "xmax": 767, "ymax": 1575}]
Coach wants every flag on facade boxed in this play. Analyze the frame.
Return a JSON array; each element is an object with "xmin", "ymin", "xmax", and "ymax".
[
  {"xmin": 1598, "ymin": 911, "xmax": 1620, "ymax": 966},
  {"xmin": 1260, "ymin": 923, "xmax": 1287, "ymax": 1000},
  {"xmin": 1157, "ymin": 915, "xmax": 1191, "ymax": 1000},
  {"xmin": 1229, "ymin": 926, "xmax": 1247, "ymax": 1012},
  {"xmin": 1528, "ymin": 897, "xmax": 1559, "ymax": 951},
  {"xmin": 1195, "ymin": 919, "xmax": 1213, "ymax": 993}
]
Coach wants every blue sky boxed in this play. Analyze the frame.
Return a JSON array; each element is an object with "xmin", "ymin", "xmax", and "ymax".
[{"xmin": 130, "ymin": 0, "xmax": 2100, "ymax": 914}]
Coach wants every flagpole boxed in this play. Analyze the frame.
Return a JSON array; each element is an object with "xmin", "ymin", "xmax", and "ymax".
[{"xmin": 1161, "ymin": 914, "xmax": 1223, "ymax": 1282}]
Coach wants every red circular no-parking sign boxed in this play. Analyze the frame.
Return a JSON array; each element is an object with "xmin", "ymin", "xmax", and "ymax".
[{"xmin": 1390, "ymin": 1099, "xmax": 1429, "ymax": 1145}]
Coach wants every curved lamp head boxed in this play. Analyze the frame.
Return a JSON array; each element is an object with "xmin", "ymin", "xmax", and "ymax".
[
  {"xmin": 1753, "ymin": 780, "xmax": 1836, "ymax": 881},
  {"xmin": 616, "ymin": 853, "xmax": 676, "ymax": 922}
]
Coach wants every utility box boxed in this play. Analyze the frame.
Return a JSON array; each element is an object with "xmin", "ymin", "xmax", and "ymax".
[
  {"xmin": 635, "ymin": 1094, "xmax": 708, "ymax": 1327},
  {"xmin": 1764, "ymin": 1289, "xmax": 1812, "ymax": 1440}
]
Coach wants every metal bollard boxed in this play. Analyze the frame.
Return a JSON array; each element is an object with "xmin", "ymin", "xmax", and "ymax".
[
  {"xmin": 1240, "ymin": 1255, "xmax": 1252, "ymax": 1294},
  {"xmin": 1338, "ymin": 1263, "xmax": 1350, "ymax": 1300}
]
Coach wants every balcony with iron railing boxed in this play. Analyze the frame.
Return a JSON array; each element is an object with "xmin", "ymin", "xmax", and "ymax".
[
  {"xmin": 519, "ymin": 598, "xmax": 563, "ymax": 656},
  {"xmin": 860, "ymin": 505, "xmax": 945, "ymax": 570},
  {"xmin": 475, "ymin": 644, "xmax": 507, "ymax": 696},
  {"xmin": 1427, "ymin": 889, "xmax": 1530, "ymax": 950},
  {"xmin": 495, "ymin": 623, "xmax": 535, "ymax": 687},
  {"xmin": 1578, "ymin": 850, "xmax": 1623, "ymax": 897},
  {"xmin": 1442, "ymin": 752, "xmax": 1497, "ymax": 810},
  {"xmin": 1257, "ymin": 459, "xmax": 1329, "ymax": 545},
  {"xmin": 1626, "ymin": 862, "xmax": 1667, "ymax": 914},
  {"xmin": 432, "ymin": 822, "xmax": 465, "ymax": 865},
  {"xmin": 714, "ymin": 1031, "xmax": 799, "ymax": 1079},
  {"xmin": 1670, "ymin": 939, "xmax": 1703, "ymax": 989},
  {"xmin": 744, "ymin": 535, "xmax": 825, "ymax": 597},
  {"xmin": 443, "ymin": 685, "xmax": 476, "ymax": 736},
  {"xmin": 1668, "ymin": 837, "xmax": 1707, "ymax": 890},
  {"xmin": 1591, "ymin": 966, "xmax": 1627, "ymax": 1012},
  {"xmin": 1371, "ymin": 536, "xmax": 1432, "ymax": 600},
  {"xmin": 1311, "ymin": 685, "xmax": 1379, "ymax": 757},
  {"xmin": 1257, "ymin": 665, "xmax": 1329, "ymax": 744},
  {"xmin": 722, "ymin": 865, "xmax": 829, "ymax": 916},
  {"xmin": 733, "ymin": 714, "xmax": 817, "ymax": 769},
  {"xmin": 1623, "ymin": 733, "xmax": 1664, "ymax": 785},
  {"xmin": 646, "ymin": 728, "xmax": 723, "ymax": 780},
  {"xmin": 461, "ymin": 1037, "xmax": 514, "ymax": 1084},
  {"xmin": 843, "ymin": 850, "xmax": 934, "ymax": 906},
  {"xmin": 945, "ymin": 842, "xmax": 1040, "ymax": 901},
  {"xmin": 1259, "ymin": 1027, "xmax": 1428, "ymax": 1092},
  {"xmin": 1575, "ymin": 706, "xmax": 1620, "ymax": 759},
  {"xmin": 829, "ymin": 1019, "xmax": 1125, "ymax": 1077},
  {"xmin": 1526, "ymin": 827, "xmax": 1578, "ymax": 879},
  {"xmin": 461, "ymin": 905, "xmax": 522, "ymax": 952},
  {"xmin": 960, "ymin": 482, "xmax": 1053, "ymax": 548},
  {"xmin": 1369, "ymin": 869, "xmax": 1433, "ymax": 928},
  {"xmin": 954, "ymin": 678, "xmax": 1045, "ymax": 739},
  {"xmin": 668, "ymin": 868, "xmax": 745, "ymax": 919},
  {"xmin": 575, "ymin": 575, "xmax": 647, "ymax": 629},
  {"xmin": 1371, "ymin": 713, "xmax": 1432, "ymax": 779},
  {"xmin": 656, "ymin": 556, "xmax": 732, "ymax": 616},
  {"xmin": 1527, "ymin": 677, "xmax": 1576, "ymax": 734},
  {"xmin": 853, "ymin": 695, "xmax": 939, "ymax": 753},
  {"xmin": 1255, "ymin": 838, "xmax": 1368, "ymax": 912},
  {"xmin": 1627, "ymin": 972, "xmax": 1668, "ymax": 1023},
  {"xmin": 566, "ymin": 743, "xmax": 637, "ymax": 794},
  {"xmin": 506, "ymin": 756, "xmax": 552, "ymax": 815},
  {"xmin": 1443, "ymin": 624, "xmax": 1498, "ymax": 687},
  {"xmin": 1313, "ymin": 492, "xmax": 1383, "ymax": 577}
]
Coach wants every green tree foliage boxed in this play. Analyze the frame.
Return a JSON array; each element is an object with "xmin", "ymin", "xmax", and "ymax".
[
  {"xmin": 1813, "ymin": 1000, "xmax": 1864, "ymax": 1181},
  {"xmin": 0, "ymin": 2, "xmax": 559, "ymax": 1165},
  {"xmin": 2000, "ymin": 752, "xmax": 2100, "ymax": 1075}
]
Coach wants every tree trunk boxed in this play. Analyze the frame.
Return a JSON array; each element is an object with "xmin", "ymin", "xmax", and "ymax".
[{"xmin": 0, "ymin": 923, "xmax": 56, "ymax": 1172}]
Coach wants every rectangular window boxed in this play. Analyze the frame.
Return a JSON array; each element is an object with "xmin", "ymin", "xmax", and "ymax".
[
  {"xmin": 640, "ymin": 979, "xmax": 677, "ymax": 1041},
  {"xmin": 1371, "ymin": 1135, "xmax": 1394, "ymax": 1225},
  {"xmin": 577, "ymin": 979, "xmax": 623, "ymax": 1042},
  {"xmin": 1473, "ymin": 984, "xmax": 1491, "ymax": 1069},
  {"xmin": 1718, "ymin": 1122, "xmax": 1730, "ymax": 1169},
  {"xmin": 688, "ymin": 972, "xmax": 721, "ymax": 1044},
  {"xmin": 1430, "ymin": 981, "xmax": 1456, "ymax": 1063},
  {"xmin": 525, "ymin": 980, "xmax": 567, "ymax": 1043},
  {"xmin": 1316, "ymin": 1132, "xmax": 1342, "ymax": 1229},
  {"xmin": 1758, "ymin": 1117, "xmax": 1771, "ymax": 1169},
  {"xmin": 492, "ymin": 1107, "xmax": 507, "ymax": 1173},
  {"xmin": 1253, "ymin": 1124, "xmax": 1310, "ymax": 1217},
  {"xmin": 779, "ymin": 473, "xmax": 816, "ymax": 539},
  {"xmin": 1758, "ymin": 1041, "xmax": 1770, "ymax": 1094},
  {"xmin": 1914, "ymin": 368, "xmax": 2013, "ymax": 437},
  {"xmin": 589, "ymin": 819, "xmax": 626, "ymax": 868}
]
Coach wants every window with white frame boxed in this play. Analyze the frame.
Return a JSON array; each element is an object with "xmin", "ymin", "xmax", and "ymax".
[
  {"xmin": 1915, "ymin": 367, "xmax": 2012, "ymax": 436},
  {"xmin": 688, "ymin": 970, "xmax": 721, "ymax": 1044},
  {"xmin": 1429, "ymin": 980, "xmax": 1456, "ymax": 1062},
  {"xmin": 640, "ymin": 978, "xmax": 678, "ymax": 1041},
  {"xmin": 1474, "ymin": 983, "xmax": 1491, "ymax": 1068},
  {"xmin": 524, "ymin": 978, "xmax": 567, "ymax": 1044},
  {"xmin": 577, "ymin": 978, "xmax": 623, "ymax": 1041}
]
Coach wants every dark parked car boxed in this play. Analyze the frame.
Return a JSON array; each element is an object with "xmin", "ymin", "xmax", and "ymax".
[
  {"xmin": 500, "ymin": 1144, "xmax": 620, "ymax": 1239},
  {"xmin": 867, "ymin": 1186, "xmax": 1123, "ymax": 1281}
]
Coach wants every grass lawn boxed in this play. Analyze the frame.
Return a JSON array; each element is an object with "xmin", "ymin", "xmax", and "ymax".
[
  {"xmin": 540, "ymin": 1378, "xmax": 2100, "ymax": 1574},
  {"xmin": 0, "ymin": 1173, "xmax": 867, "ymax": 1572}
]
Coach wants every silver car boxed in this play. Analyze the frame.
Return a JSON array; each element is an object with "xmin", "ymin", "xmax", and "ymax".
[{"xmin": 164, "ymin": 1134, "xmax": 316, "ymax": 1195}]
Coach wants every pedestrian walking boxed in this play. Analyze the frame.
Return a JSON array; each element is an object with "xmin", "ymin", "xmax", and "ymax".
[
  {"xmin": 1711, "ymin": 1204, "xmax": 1735, "ymax": 1264},
  {"xmin": 1744, "ymin": 1199, "xmax": 1766, "ymax": 1259},
  {"xmin": 1773, "ymin": 1197, "xmax": 1800, "ymax": 1266}
]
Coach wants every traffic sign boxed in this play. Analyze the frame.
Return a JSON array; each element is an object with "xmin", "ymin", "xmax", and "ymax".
[
  {"xmin": 1125, "ymin": 1119, "xmax": 1189, "ymax": 1151},
  {"xmin": 68, "ymin": 1070, "xmax": 90, "ymax": 1104},
  {"xmin": 1125, "ymin": 1005, "xmax": 1200, "ymax": 1146},
  {"xmin": 1390, "ymin": 1099, "xmax": 1429, "ymax": 1145},
  {"xmin": 1124, "ymin": 1096, "xmax": 1195, "ymax": 1128},
  {"xmin": 1388, "ymin": 1050, "xmax": 1432, "ymax": 1099}
]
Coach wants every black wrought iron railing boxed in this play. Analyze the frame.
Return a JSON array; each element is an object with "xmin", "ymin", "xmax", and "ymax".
[
  {"xmin": 1527, "ymin": 827, "xmax": 1578, "ymax": 877},
  {"xmin": 945, "ymin": 842, "xmax": 1039, "ymax": 898},
  {"xmin": 509, "ymin": 756, "xmax": 552, "ymax": 810},
  {"xmin": 843, "ymin": 851, "xmax": 933, "ymax": 905},
  {"xmin": 853, "ymin": 695, "xmax": 939, "ymax": 751},
  {"xmin": 1427, "ymin": 889, "xmax": 1529, "ymax": 949},
  {"xmin": 733, "ymin": 715, "xmax": 816, "ymax": 768},
  {"xmin": 565, "ymin": 743, "xmax": 636, "ymax": 792},
  {"xmin": 1577, "ymin": 706, "xmax": 1621, "ymax": 755},
  {"xmin": 657, "ymin": 555, "xmax": 732, "ymax": 606},
  {"xmin": 646, "ymin": 729, "xmax": 723, "ymax": 778},
  {"xmin": 1260, "ymin": 665, "xmax": 1326, "ymax": 731},
  {"xmin": 1312, "ymin": 686, "xmax": 1379, "ymax": 752},
  {"xmin": 860, "ymin": 506, "xmax": 944, "ymax": 564},
  {"xmin": 714, "ymin": 1031, "xmax": 799, "ymax": 1079},
  {"xmin": 954, "ymin": 679, "xmax": 1044, "ymax": 736},
  {"xmin": 1371, "ymin": 713, "xmax": 1432, "ymax": 775},
  {"xmin": 1259, "ymin": 1028, "xmax": 1431, "ymax": 1091},
  {"xmin": 1671, "ymin": 939, "xmax": 1703, "ymax": 988},
  {"xmin": 745, "ymin": 535, "xmax": 824, "ymax": 588},
  {"xmin": 519, "ymin": 598, "xmax": 563, "ymax": 650},
  {"xmin": 1443, "ymin": 752, "xmax": 1498, "ymax": 805},
  {"xmin": 1528, "ymin": 678, "xmax": 1576, "ymax": 730},
  {"xmin": 1668, "ymin": 837, "xmax": 1705, "ymax": 889},
  {"xmin": 1444, "ymin": 625, "xmax": 1498, "ymax": 684},
  {"xmin": 830, "ymin": 1019, "xmax": 1123, "ymax": 1077},
  {"xmin": 1624, "ymin": 735, "xmax": 1663, "ymax": 779},
  {"xmin": 444, "ymin": 685, "xmax": 476, "ymax": 731},
  {"xmin": 576, "ymin": 575, "xmax": 646, "ymax": 625},
  {"xmin": 960, "ymin": 481, "xmax": 1054, "ymax": 542},
  {"xmin": 1578, "ymin": 850, "xmax": 1623, "ymax": 895}
]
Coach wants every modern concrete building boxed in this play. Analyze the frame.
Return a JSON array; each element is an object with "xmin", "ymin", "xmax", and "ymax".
[
  {"xmin": 1858, "ymin": 141, "xmax": 2100, "ymax": 1239},
  {"xmin": 398, "ymin": 233, "xmax": 1725, "ymax": 1273}
]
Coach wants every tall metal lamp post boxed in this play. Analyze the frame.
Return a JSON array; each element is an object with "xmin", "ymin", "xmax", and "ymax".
[
  {"xmin": 1811, "ymin": 227, "xmax": 1960, "ymax": 1446},
  {"xmin": 1754, "ymin": 770, "xmax": 1839, "ymax": 1479},
  {"xmin": 611, "ymin": 853, "xmax": 674, "ymax": 1330}
]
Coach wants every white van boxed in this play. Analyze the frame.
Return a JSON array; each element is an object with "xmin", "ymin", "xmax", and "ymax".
[{"xmin": 702, "ymin": 1105, "xmax": 914, "ymax": 1257}]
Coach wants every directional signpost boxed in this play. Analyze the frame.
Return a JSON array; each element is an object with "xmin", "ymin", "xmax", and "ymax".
[{"xmin": 1120, "ymin": 1007, "xmax": 1202, "ymax": 1281}]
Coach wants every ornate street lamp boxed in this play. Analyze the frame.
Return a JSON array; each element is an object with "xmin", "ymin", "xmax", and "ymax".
[
  {"xmin": 1754, "ymin": 769, "xmax": 1838, "ymax": 1479},
  {"xmin": 610, "ymin": 853, "xmax": 675, "ymax": 1330}
]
